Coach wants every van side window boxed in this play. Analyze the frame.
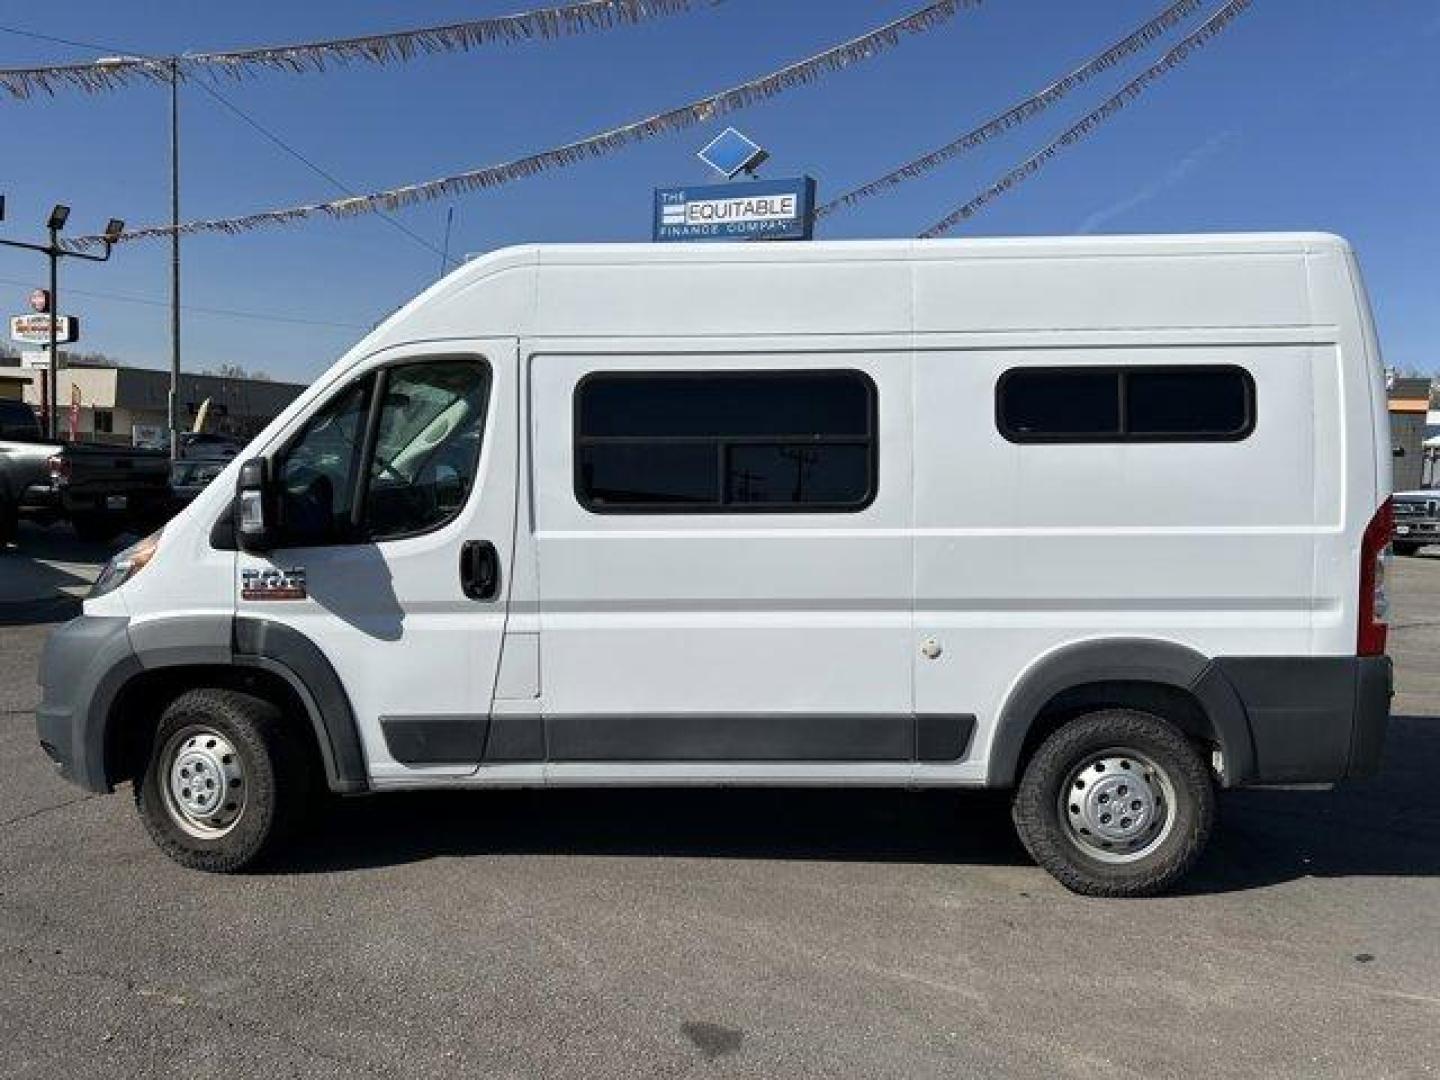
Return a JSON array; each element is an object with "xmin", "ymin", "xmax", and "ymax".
[
  {"xmin": 364, "ymin": 360, "xmax": 489, "ymax": 541},
  {"xmin": 575, "ymin": 370, "xmax": 877, "ymax": 513},
  {"xmin": 997, "ymin": 365, "xmax": 1254, "ymax": 443},
  {"xmin": 277, "ymin": 376, "xmax": 375, "ymax": 546},
  {"xmin": 273, "ymin": 357, "xmax": 489, "ymax": 546}
]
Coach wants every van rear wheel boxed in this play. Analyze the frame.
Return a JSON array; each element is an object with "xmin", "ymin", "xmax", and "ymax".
[
  {"xmin": 1012, "ymin": 709, "xmax": 1215, "ymax": 897},
  {"xmin": 134, "ymin": 688, "xmax": 310, "ymax": 872}
]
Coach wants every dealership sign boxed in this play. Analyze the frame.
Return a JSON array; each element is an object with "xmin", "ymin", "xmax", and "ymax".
[
  {"xmin": 653, "ymin": 176, "xmax": 816, "ymax": 242},
  {"xmin": 696, "ymin": 127, "xmax": 769, "ymax": 179},
  {"xmin": 10, "ymin": 313, "xmax": 78, "ymax": 344}
]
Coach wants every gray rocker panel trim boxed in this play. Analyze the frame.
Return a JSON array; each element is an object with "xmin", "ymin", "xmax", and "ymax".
[
  {"xmin": 233, "ymin": 617, "xmax": 369, "ymax": 793},
  {"xmin": 384, "ymin": 712, "xmax": 976, "ymax": 767},
  {"xmin": 986, "ymin": 637, "xmax": 1255, "ymax": 788},
  {"xmin": 542, "ymin": 713, "xmax": 975, "ymax": 763},
  {"xmin": 382, "ymin": 715, "xmax": 488, "ymax": 766}
]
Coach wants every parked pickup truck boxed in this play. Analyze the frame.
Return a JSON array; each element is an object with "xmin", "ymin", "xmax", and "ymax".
[
  {"xmin": 0, "ymin": 399, "xmax": 170, "ymax": 544},
  {"xmin": 1392, "ymin": 489, "xmax": 1440, "ymax": 556}
]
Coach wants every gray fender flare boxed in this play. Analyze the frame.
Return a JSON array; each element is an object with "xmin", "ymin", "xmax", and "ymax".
[
  {"xmin": 232, "ymin": 617, "xmax": 369, "ymax": 793},
  {"xmin": 986, "ymin": 637, "xmax": 1255, "ymax": 788},
  {"xmin": 124, "ymin": 614, "xmax": 368, "ymax": 793}
]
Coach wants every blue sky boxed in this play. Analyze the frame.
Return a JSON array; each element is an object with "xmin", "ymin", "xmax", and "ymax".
[{"xmin": 1, "ymin": 0, "xmax": 1437, "ymax": 382}]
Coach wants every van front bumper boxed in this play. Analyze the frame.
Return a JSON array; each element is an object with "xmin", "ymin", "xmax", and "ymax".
[
  {"xmin": 35, "ymin": 614, "xmax": 138, "ymax": 793},
  {"xmin": 1212, "ymin": 655, "xmax": 1392, "ymax": 785}
]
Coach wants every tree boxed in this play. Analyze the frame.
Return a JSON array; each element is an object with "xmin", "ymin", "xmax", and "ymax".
[{"xmin": 206, "ymin": 363, "xmax": 272, "ymax": 381}]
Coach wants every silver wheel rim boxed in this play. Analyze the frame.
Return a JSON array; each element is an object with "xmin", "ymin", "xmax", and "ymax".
[
  {"xmin": 160, "ymin": 726, "xmax": 247, "ymax": 839},
  {"xmin": 1058, "ymin": 748, "xmax": 1177, "ymax": 864}
]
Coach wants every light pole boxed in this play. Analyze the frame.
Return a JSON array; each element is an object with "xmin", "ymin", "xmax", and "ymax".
[{"xmin": 0, "ymin": 200, "xmax": 124, "ymax": 439}]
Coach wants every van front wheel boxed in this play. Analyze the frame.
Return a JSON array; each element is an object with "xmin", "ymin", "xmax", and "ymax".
[
  {"xmin": 134, "ymin": 689, "xmax": 310, "ymax": 872},
  {"xmin": 1012, "ymin": 709, "xmax": 1215, "ymax": 897}
]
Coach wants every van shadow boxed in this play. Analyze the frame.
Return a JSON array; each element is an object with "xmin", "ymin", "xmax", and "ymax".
[
  {"xmin": 268, "ymin": 716, "xmax": 1440, "ymax": 894},
  {"xmin": 299, "ymin": 543, "xmax": 405, "ymax": 642},
  {"xmin": 1179, "ymin": 713, "xmax": 1440, "ymax": 895}
]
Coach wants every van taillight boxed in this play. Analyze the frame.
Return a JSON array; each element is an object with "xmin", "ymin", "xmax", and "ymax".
[{"xmin": 1358, "ymin": 497, "xmax": 1392, "ymax": 656}]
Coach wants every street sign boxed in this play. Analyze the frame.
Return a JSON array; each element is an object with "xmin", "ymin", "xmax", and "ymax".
[
  {"xmin": 696, "ymin": 127, "xmax": 768, "ymax": 179},
  {"xmin": 10, "ymin": 313, "xmax": 78, "ymax": 345},
  {"xmin": 654, "ymin": 176, "xmax": 816, "ymax": 242},
  {"xmin": 28, "ymin": 288, "xmax": 50, "ymax": 313},
  {"xmin": 20, "ymin": 349, "xmax": 48, "ymax": 370}
]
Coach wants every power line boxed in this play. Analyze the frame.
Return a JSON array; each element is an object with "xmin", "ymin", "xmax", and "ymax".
[
  {"xmin": 0, "ymin": 23, "xmax": 452, "ymax": 267},
  {"xmin": 919, "ymin": 0, "xmax": 1253, "ymax": 237},
  {"xmin": 189, "ymin": 74, "xmax": 452, "ymax": 265},
  {"xmin": 815, "ymin": 0, "xmax": 1207, "ymax": 219},
  {"xmin": 0, "ymin": 274, "xmax": 370, "ymax": 330},
  {"xmin": 72, "ymin": 0, "xmax": 983, "ymax": 245},
  {"xmin": 0, "ymin": 23, "xmax": 130, "ymax": 53},
  {"xmin": 0, "ymin": 0, "xmax": 715, "ymax": 98}
]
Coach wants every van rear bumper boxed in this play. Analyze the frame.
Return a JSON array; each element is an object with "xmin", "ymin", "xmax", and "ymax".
[{"xmin": 1212, "ymin": 656, "xmax": 1392, "ymax": 785}]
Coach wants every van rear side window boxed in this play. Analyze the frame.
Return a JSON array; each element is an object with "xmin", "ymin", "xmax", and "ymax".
[
  {"xmin": 574, "ymin": 370, "xmax": 877, "ymax": 512},
  {"xmin": 997, "ymin": 365, "xmax": 1255, "ymax": 443}
]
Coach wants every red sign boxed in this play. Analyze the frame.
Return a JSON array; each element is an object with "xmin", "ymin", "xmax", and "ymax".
[{"xmin": 28, "ymin": 289, "xmax": 50, "ymax": 314}]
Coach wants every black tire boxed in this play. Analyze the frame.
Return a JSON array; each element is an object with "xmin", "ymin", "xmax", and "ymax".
[
  {"xmin": 1394, "ymin": 542, "xmax": 1421, "ymax": 557},
  {"xmin": 71, "ymin": 513, "xmax": 122, "ymax": 544},
  {"xmin": 134, "ymin": 688, "xmax": 311, "ymax": 872},
  {"xmin": 1012, "ymin": 709, "xmax": 1215, "ymax": 897}
]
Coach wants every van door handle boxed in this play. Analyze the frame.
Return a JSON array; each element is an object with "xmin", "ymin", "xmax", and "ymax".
[{"xmin": 460, "ymin": 540, "xmax": 499, "ymax": 600}]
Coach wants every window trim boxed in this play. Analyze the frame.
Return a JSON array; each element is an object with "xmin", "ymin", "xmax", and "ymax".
[
  {"xmin": 270, "ymin": 353, "xmax": 491, "ymax": 548},
  {"xmin": 572, "ymin": 368, "xmax": 879, "ymax": 515},
  {"xmin": 995, "ymin": 363, "xmax": 1256, "ymax": 445}
]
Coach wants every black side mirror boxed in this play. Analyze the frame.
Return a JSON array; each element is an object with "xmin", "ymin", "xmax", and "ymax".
[{"xmin": 236, "ymin": 457, "xmax": 277, "ymax": 553}]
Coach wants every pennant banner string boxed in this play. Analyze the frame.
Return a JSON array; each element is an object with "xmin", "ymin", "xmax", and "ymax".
[
  {"xmin": 815, "ymin": 0, "xmax": 1208, "ymax": 220},
  {"xmin": 919, "ymin": 0, "xmax": 1253, "ymax": 238},
  {"xmin": 0, "ymin": 0, "xmax": 717, "ymax": 99},
  {"xmin": 66, "ymin": 0, "xmax": 983, "ymax": 248}
]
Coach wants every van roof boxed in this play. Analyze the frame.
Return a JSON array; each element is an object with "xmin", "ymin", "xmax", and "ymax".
[
  {"xmin": 363, "ymin": 232, "xmax": 1354, "ymax": 351},
  {"xmin": 476, "ymin": 232, "xmax": 1352, "ymax": 269}
]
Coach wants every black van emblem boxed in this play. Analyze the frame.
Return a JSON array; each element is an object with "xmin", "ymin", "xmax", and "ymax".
[{"xmin": 241, "ymin": 567, "xmax": 307, "ymax": 601}]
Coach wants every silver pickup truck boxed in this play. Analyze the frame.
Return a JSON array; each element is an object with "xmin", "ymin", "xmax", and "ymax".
[
  {"xmin": 0, "ymin": 399, "xmax": 170, "ymax": 545},
  {"xmin": 1392, "ymin": 489, "xmax": 1440, "ymax": 557}
]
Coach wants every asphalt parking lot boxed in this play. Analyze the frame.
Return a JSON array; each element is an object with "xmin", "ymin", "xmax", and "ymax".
[{"xmin": 1, "ymin": 551, "xmax": 1438, "ymax": 1078}]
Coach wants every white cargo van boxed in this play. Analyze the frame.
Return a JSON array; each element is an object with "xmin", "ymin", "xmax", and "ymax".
[{"xmin": 37, "ymin": 235, "xmax": 1393, "ymax": 896}]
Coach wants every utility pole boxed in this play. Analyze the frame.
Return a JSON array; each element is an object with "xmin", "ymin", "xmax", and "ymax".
[
  {"xmin": 169, "ymin": 57, "xmax": 182, "ymax": 461},
  {"xmin": 96, "ymin": 53, "xmax": 184, "ymax": 458},
  {"xmin": 47, "ymin": 208, "xmax": 60, "ymax": 438}
]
